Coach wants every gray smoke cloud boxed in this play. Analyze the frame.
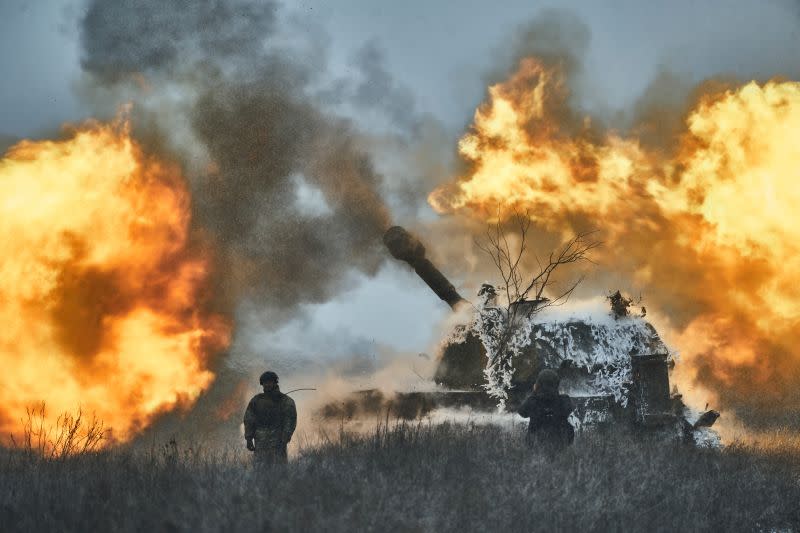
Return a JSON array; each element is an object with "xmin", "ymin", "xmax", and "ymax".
[
  {"xmin": 81, "ymin": 1, "xmax": 279, "ymax": 82},
  {"xmin": 78, "ymin": 0, "xmax": 419, "ymax": 443},
  {"xmin": 508, "ymin": 8, "xmax": 590, "ymax": 78},
  {"xmin": 80, "ymin": 0, "xmax": 392, "ymax": 318},
  {"xmin": 349, "ymin": 39, "xmax": 422, "ymax": 135}
]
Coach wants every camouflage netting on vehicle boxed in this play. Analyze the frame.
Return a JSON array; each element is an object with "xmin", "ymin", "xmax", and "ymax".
[
  {"xmin": 381, "ymin": 228, "xmax": 719, "ymax": 445},
  {"xmin": 531, "ymin": 315, "xmax": 669, "ymax": 405},
  {"xmin": 437, "ymin": 295, "xmax": 671, "ymax": 408}
]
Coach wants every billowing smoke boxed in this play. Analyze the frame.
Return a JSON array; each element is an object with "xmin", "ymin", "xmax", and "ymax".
[
  {"xmin": 81, "ymin": 0, "xmax": 391, "ymax": 318},
  {"xmin": 77, "ymin": 0, "xmax": 405, "ymax": 442}
]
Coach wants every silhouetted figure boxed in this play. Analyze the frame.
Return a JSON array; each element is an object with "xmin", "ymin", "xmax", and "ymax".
[
  {"xmin": 243, "ymin": 371, "xmax": 297, "ymax": 464},
  {"xmin": 518, "ymin": 369, "xmax": 574, "ymax": 451}
]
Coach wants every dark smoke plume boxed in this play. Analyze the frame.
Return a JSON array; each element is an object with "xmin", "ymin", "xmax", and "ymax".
[
  {"xmin": 79, "ymin": 0, "xmax": 400, "ymax": 441},
  {"xmin": 80, "ymin": 0, "xmax": 391, "ymax": 318}
]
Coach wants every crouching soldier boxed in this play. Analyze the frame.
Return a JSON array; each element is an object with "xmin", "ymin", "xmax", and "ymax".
[
  {"xmin": 243, "ymin": 371, "xmax": 297, "ymax": 464},
  {"xmin": 518, "ymin": 369, "xmax": 574, "ymax": 451}
]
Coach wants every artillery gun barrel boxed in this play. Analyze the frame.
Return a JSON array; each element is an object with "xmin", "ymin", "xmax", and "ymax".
[{"xmin": 383, "ymin": 226, "xmax": 466, "ymax": 309}]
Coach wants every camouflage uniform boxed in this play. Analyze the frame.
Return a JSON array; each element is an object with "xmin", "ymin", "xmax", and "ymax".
[
  {"xmin": 518, "ymin": 391, "xmax": 574, "ymax": 450},
  {"xmin": 243, "ymin": 389, "xmax": 297, "ymax": 464},
  {"xmin": 518, "ymin": 369, "xmax": 575, "ymax": 451}
]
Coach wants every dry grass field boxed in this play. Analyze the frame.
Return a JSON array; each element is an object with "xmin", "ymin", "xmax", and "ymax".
[{"xmin": 2, "ymin": 421, "xmax": 800, "ymax": 532}]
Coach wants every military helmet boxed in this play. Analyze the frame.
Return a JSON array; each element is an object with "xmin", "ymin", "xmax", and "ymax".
[
  {"xmin": 259, "ymin": 371, "xmax": 279, "ymax": 385},
  {"xmin": 535, "ymin": 368, "xmax": 560, "ymax": 393}
]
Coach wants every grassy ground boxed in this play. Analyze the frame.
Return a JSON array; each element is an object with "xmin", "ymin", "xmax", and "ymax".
[{"xmin": 2, "ymin": 422, "xmax": 799, "ymax": 532}]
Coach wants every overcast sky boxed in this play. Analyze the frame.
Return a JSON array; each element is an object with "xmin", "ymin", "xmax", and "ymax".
[
  {"xmin": 3, "ymin": 0, "xmax": 800, "ymax": 364},
  {"xmin": 4, "ymin": 0, "xmax": 800, "ymax": 138}
]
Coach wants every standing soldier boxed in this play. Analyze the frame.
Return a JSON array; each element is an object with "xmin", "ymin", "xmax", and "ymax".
[
  {"xmin": 243, "ymin": 371, "xmax": 297, "ymax": 464},
  {"xmin": 518, "ymin": 368, "xmax": 574, "ymax": 451}
]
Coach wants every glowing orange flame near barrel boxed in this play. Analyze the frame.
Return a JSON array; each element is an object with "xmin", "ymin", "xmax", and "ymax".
[{"xmin": 0, "ymin": 117, "xmax": 230, "ymax": 444}]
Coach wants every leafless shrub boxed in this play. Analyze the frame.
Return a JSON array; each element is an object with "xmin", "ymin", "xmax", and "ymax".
[
  {"xmin": 475, "ymin": 212, "xmax": 600, "ymax": 401},
  {"xmin": 9, "ymin": 402, "xmax": 105, "ymax": 460},
  {"xmin": 476, "ymin": 213, "xmax": 600, "ymax": 318}
]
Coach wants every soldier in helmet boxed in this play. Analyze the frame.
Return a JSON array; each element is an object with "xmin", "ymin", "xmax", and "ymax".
[
  {"xmin": 518, "ymin": 368, "xmax": 575, "ymax": 451},
  {"xmin": 243, "ymin": 371, "xmax": 297, "ymax": 464}
]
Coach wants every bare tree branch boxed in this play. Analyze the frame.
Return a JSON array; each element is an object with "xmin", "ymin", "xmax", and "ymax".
[{"xmin": 475, "ymin": 211, "xmax": 601, "ymax": 401}]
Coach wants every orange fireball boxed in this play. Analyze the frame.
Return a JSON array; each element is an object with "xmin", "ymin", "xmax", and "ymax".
[
  {"xmin": 431, "ymin": 58, "xmax": 800, "ymax": 421},
  {"xmin": 0, "ymin": 116, "xmax": 230, "ymax": 444}
]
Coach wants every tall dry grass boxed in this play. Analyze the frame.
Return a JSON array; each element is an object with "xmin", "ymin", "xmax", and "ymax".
[
  {"xmin": 2, "ymin": 420, "xmax": 799, "ymax": 532},
  {"xmin": 7, "ymin": 403, "xmax": 105, "ymax": 460}
]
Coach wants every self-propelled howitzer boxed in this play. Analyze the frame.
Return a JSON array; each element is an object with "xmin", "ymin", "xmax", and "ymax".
[{"xmin": 377, "ymin": 225, "xmax": 719, "ymax": 444}]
